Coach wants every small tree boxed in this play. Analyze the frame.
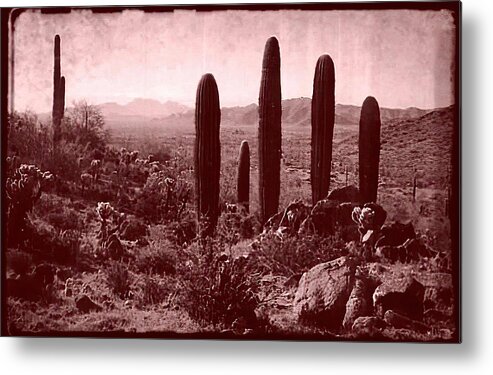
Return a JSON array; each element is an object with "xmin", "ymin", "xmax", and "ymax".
[{"xmin": 63, "ymin": 100, "xmax": 108, "ymax": 152}]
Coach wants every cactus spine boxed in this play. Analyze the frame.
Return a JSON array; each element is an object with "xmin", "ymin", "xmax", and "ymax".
[
  {"xmin": 359, "ymin": 96, "xmax": 381, "ymax": 203},
  {"xmin": 237, "ymin": 140, "xmax": 250, "ymax": 212},
  {"xmin": 310, "ymin": 54, "xmax": 335, "ymax": 205},
  {"xmin": 258, "ymin": 36, "xmax": 281, "ymax": 223},
  {"xmin": 194, "ymin": 73, "xmax": 221, "ymax": 237},
  {"xmin": 52, "ymin": 35, "xmax": 64, "ymax": 148}
]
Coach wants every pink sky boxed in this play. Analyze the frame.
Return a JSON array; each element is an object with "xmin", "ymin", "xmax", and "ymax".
[{"xmin": 11, "ymin": 8, "xmax": 456, "ymax": 113}]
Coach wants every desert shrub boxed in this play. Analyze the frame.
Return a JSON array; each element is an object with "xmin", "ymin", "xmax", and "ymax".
[
  {"xmin": 178, "ymin": 238, "xmax": 260, "ymax": 330},
  {"xmin": 135, "ymin": 241, "xmax": 177, "ymax": 276},
  {"xmin": 217, "ymin": 212, "xmax": 260, "ymax": 245},
  {"xmin": 45, "ymin": 208, "xmax": 83, "ymax": 231},
  {"xmin": 160, "ymin": 212, "xmax": 197, "ymax": 246},
  {"xmin": 136, "ymin": 274, "xmax": 175, "ymax": 308},
  {"xmin": 106, "ymin": 261, "xmax": 132, "ymax": 299},
  {"xmin": 7, "ymin": 111, "xmax": 52, "ymax": 171},
  {"xmin": 136, "ymin": 170, "xmax": 192, "ymax": 223},
  {"xmin": 254, "ymin": 234, "xmax": 348, "ymax": 277},
  {"xmin": 7, "ymin": 250, "xmax": 33, "ymax": 275},
  {"xmin": 51, "ymin": 230, "xmax": 82, "ymax": 266},
  {"xmin": 120, "ymin": 218, "xmax": 148, "ymax": 241}
]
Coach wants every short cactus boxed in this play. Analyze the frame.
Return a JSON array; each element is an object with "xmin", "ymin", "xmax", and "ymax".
[
  {"xmin": 359, "ymin": 96, "xmax": 381, "ymax": 203},
  {"xmin": 237, "ymin": 140, "xmax": 250, "ymax": 212},
  {"xmin": 194, "ymin": 73, "xmax": 221, "ymax": 237},
  {"xmin": 258, "ymin": 36, "xmax": 282, "ymax": 223},
  {"xmin": 311, "ymin": 54, "xmax": 335, "ymax": 205},
  {"xmin": 6, "ymin": 164, "xmax": 53, "ymax": 246}
]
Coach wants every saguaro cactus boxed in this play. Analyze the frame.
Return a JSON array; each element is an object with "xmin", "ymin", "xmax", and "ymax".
[
  {"xmin": 258, "ymin": 36, "xmax": 282, "ymax": 223},
  {"xmin": 359, "ymin": 96, "xmax": 381, "ymax": 203},
  {"xmin": 53, "ymin": 35, "xmax": 61, "ymax": 145},
  {"xmin": 59, "ymin": 76, "xmax": 65, "ymax": 119},
  {"xmin": 311, "ymin": 54, "xmax": 335, "ymax": 205},
  {"xmin": 237, "ymin": 140, "xmax": 250, "ymax": 212},
  {"xmin": 194, "ymin": 73, "xmax": 221, "ymax": 237}
]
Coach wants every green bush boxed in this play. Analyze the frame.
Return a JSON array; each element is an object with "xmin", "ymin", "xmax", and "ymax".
[
  {"xmin": 178, "ymin": 238, "xmax": 260, "ymax": 330},
  {"xmin": 136, "ymin": 274, "xmax": 174, "ymax": 308},
  {"xmin": 106, "ymin": 261, "xmax": 132, "ymax": 299},
  {"xmin": 254, "ymin": 234, "xmax": 348, "ymax": 277},
  {"xmin": 135, "ymin": 241, "xmax": 177, "ymax": 276}
]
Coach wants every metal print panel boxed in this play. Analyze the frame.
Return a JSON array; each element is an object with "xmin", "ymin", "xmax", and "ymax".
[{"xmin": 0, "ymin": 1, "xmax": 461, "ymax": 342}]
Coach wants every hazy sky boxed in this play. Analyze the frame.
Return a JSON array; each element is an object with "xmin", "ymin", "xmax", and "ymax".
[{"xmin": 11, "ymin": 8, "xmax": 456, "ymax": 113}]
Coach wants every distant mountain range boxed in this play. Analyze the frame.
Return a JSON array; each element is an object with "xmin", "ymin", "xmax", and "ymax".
[
  {"xmin": 96, "ymin": 97, "xmax": 433, "ymax": 129},
  {"xmin": 98, "ymin": 98, "xmax": 190, "ymax": 121}
]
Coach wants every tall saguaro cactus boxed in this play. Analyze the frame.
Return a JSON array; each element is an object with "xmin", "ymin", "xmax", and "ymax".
[
  {"xmin": 311, "ymin": 54, "xmax": 335, "ymax": 205},
  {"xmin": 237, "ymin": 140, "xmax": 250, "ymax": 212},
  {"xmin": 194, "ymin": 73, "xmax": 221, "ymax": 237},
  {"xmin": 359, "ymin": 96, "xmax": 381, "ymax": 203},
  {"xmin": 52, "ymin": 35, "xmax": 65, "ymax": 148},
  {"xmin": 258, "ymin": 36, "xmax": 282, "ymax": 223},
  {"xmin": 59, "ymin": 76, "xmax": 65, "ymax": 119}
]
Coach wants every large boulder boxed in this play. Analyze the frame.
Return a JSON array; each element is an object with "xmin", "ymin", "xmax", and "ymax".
[
  {"xmin": 326, "ymin": 185, "xmax": 360, "ymax": 203},
  {"xmin": 299, "ymin": 200, "xmax": 360, "ymax": 239},
  {"xmin": 342, "ymin": 278, "xmax": 373, "ymax": 330},
  {"xmin": 294, "ymin": 256, "xmax": 356, "ymax": 330},
  {"xmin": 373, "ymin": 276, "xmax": 425, "ymax": 320},
  {"xmin": 260, "ymin": 200, "xmax": 310, "ymax": 239}
]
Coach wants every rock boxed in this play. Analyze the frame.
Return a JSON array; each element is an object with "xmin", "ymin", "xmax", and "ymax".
[
  {"xmin": 351, "ymin": 316, "xmax": 386, "ymax": 337},
  {"xmin": 373, "ymin": 276, "xmax": 425, "ymax": 320},
  {"xmin": 376, "ymin": 221, "xmax": 416, "ymax": 247},
  {"xmin": 76, "ymin": 294, "xmax": 102, "ymax": 313},
  {"xmin": 309, "ymin": 199, "xmax": 340, "ymax": 235},
  {"xmin": 326, "ymin": 185, "xmax": 360, "ymax": 203},
  {"xmin": 384, "ymin": 310, "xmax": 430, "ymax": 333},
  {"xmin": 277, "ymin": 200, "xmax": 311, "ymax": 235},
  {"xmin": 294, "ymin": 256, "xmax": 356, "ymax": 330},
  {"xmin": 342, "ymin": 278, "xmax": 372, "ymax": 330}
]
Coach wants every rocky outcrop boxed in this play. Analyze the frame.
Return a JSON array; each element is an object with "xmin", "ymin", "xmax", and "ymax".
[
  {"xmin": 326, "ymin": 185, "xmax": 360, "ymax": 203},
  {"xmin": 342, "ymin": 278, "xmax": 373, "ymax": 330},
  {"xmin": 298, "ymin": 200, "xmax": 360, "ymax": 240},
  {"xmin": 294, "ymin": 256, "xmax": 356, "ymax": 330},
  {"xmin": 373, "ymin": 276, "xmax": 425, "ymax": 320}
]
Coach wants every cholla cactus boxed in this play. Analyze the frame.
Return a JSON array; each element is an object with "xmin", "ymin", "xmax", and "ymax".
[
  {"xmin": 145, "ymin": 171, "xmax": 191, "ymax": 221},
  {"xmin": 352, "ymin": 206, "xmax": 375, "ymax": 230},
  {"xmin": 90, "ymin": 159, "xmax": 102, "ymax": 182},
  {"xmin": 96, "ymin": 202, "xmax": 115, "ymax": 241},
  {"xmin": 6, "ymin": 164, "xmax": 54, "ymax": 246},
  {"xmin": 352, "ymin": 203, "xmax": 387, "ymax": 245}
]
